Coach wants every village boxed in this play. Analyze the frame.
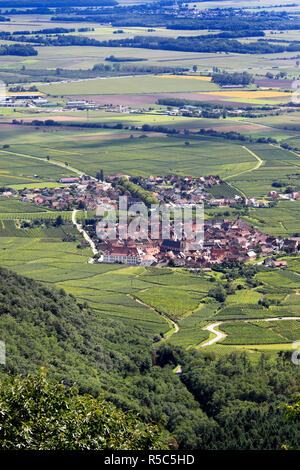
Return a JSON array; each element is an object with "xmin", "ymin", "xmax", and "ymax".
[
  {"xmin": 1, "ymin": 172, "xmax": 243, "ymax": 212},
  {"xmin": 1, "ymin": 172, "xmax": 298, "ymax": 268},
  {"xmin": 96, "ymin": 216, "xmax": 298, "ymax": 268}
]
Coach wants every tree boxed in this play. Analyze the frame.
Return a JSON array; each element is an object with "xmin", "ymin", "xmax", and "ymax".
[
  {"xmin": 285, "ymin": 185, "xmax": 295, "ymax": 194},
  {"xmin": 96, "ymin": 170, "xmax": 104, "ymax": 182},
  {"xmin": 55, "ymin": 215, "xmax": 63, "ymax": 226},
  {"xmin": 208, "ymin": 285, "xmax": 227, "ymax": 303},
  {"xmin": 255, "ymin": 242, "xmax": 262, "ymax": 258},
  {"xmin": 0, "ymin": 371, "xmax": 166, "ymax": 450}
]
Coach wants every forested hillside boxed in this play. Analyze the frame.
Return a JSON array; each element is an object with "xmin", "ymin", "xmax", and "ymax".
[{"xmin": 0, "ymin": 267, "xmax": 300, "ymax": 449}]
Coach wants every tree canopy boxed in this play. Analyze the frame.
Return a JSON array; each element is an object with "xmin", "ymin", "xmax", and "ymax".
[{"xmin": 0, "ymin": 371, "xmax": 165, "ymax": 450}]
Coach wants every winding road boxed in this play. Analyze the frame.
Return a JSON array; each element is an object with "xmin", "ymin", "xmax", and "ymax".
[
  {"xmin": 200, "ymin": 316, "xmax": 300, "ymax": 348},
  {"xmin": 200, "ymin": 322, "xmax": 227, "ymax": 348},
  {"xmin": 72, "ymin": 209, "xmax": 98, "ymax": 256}
]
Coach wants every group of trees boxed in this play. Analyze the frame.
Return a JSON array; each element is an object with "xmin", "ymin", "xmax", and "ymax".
[
  {"xmin": 0, "ymin": 44, "xmax": 37, "ymax": 56},
  {"xmin": 157, "ymin": 97, "xmax": 225, "ymax": 109},
  {"xmin": 105, "ymin": 55, "xmax": 146, "ymax": 63},
  {"xmin": 8, "ymin": 85, "xmax": 37, "ymax": 92},
  {"xmin": 208, "ymin": 285, "xmax": 227, "ymax": 303},
  {"xmin": 3, "ymin": 33, "xmax": 106, "ymax": 48},
  {"xmin": 196, "ymin": 127, "xmax": 293, "ymax": 149},
  {"xmin": 118, "ymin": 177, "xmax": 158, "ymax": 207},
  {"xmin": 96, "ymin": 169, "xmax": 104, "ymax": 182},
  {"xmin": 178, "ymin": 349, "xmax": 300, "ymax": 449},
  {"xmin": 165, "ymin": 10, "xmax": 300, "ymax": 32},
  {"xmin": 11, "ymin": 27, "xmax": 77, "ymax": 35},
  {"xmin": 85, "ymin": 35, "xmax": 295, "ymax": 55},
  {"xmin": 0, "ymin": 266, "xmax": 155, "ymax": 392},
  {"xmin": 93, "ymin": 62, "xmax": 188, "ymax": 74},
  {"xmin": 211, "ymin": 71, "xmax": 254, "ymax": 86}
]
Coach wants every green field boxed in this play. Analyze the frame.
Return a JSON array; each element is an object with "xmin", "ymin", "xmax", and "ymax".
[
  {"xmin": 0, "ymin": 138, "xmax": 75, "ymax": 186},
  {"xmin": 230, "ymin": 144, "xmax": 300, "ymax": 197},
  {"xmin": 135, "ymin": 287, "xmax": 205, "ymax": 321},
  {"xmin": 0, "ymin": 198, "xmax": 45, "ymax": 213},
  {"xmin": 0, "ymin": 127, "xmax": 257, "ymax": 180},
  {"xmin": 39, "ymin": 75, "xmax": 219, "ymax": 96},
  {"xmin": 1, "ymin": 124, "xmax": 299, "ymax": 198},
  {"xmin": 242, "ymin": 200, "xmax": 300, "ymax": 237},
  {"xmin": 0, "ymin": 219, "xmax": 77, "ymax": 238},
  {"xmin": 222, "ymin": 320, "xmax": 300, "ymax": 345}
]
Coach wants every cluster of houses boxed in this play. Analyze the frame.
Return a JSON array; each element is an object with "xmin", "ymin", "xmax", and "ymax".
[
  {"xmin": 0, "ymin": 91, "xmax": 47, "ymax": 108},
  {"xmin": 1, "ymin": 173, "xmax": 245, "ymax": 212},
  {"xmin": 1, "ymin": 172, "xmax": 298, "ymax": 268},
  {"xmin": 246, "ymin": 198, "xmax": 269, "ymax": 208},
  {"xmin": 1, "ymin": 176, "xmax": 113, "ymax": 212},
  {"xmin": 107, "ymin": 173, "xmax": 244, "ymax": 207},
  {"xmin": 97, "ymin": 217, "xmax": 296, "ymax": 268},
  {"xmin": 268, "ymin": 190, "xmax": 300, "ymax": 201},
  {"xmin": 0, "ymin": 92, "xmax": 135, "ymax": 113},
  {"xmin": 89, "ymin": 174, "xmax": 298, "ymax": 267}
]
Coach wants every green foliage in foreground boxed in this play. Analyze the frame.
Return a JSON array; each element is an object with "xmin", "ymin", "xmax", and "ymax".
[{"xmin": 0, "ymin": 371, "xmax": 166, "ymax": 450}]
